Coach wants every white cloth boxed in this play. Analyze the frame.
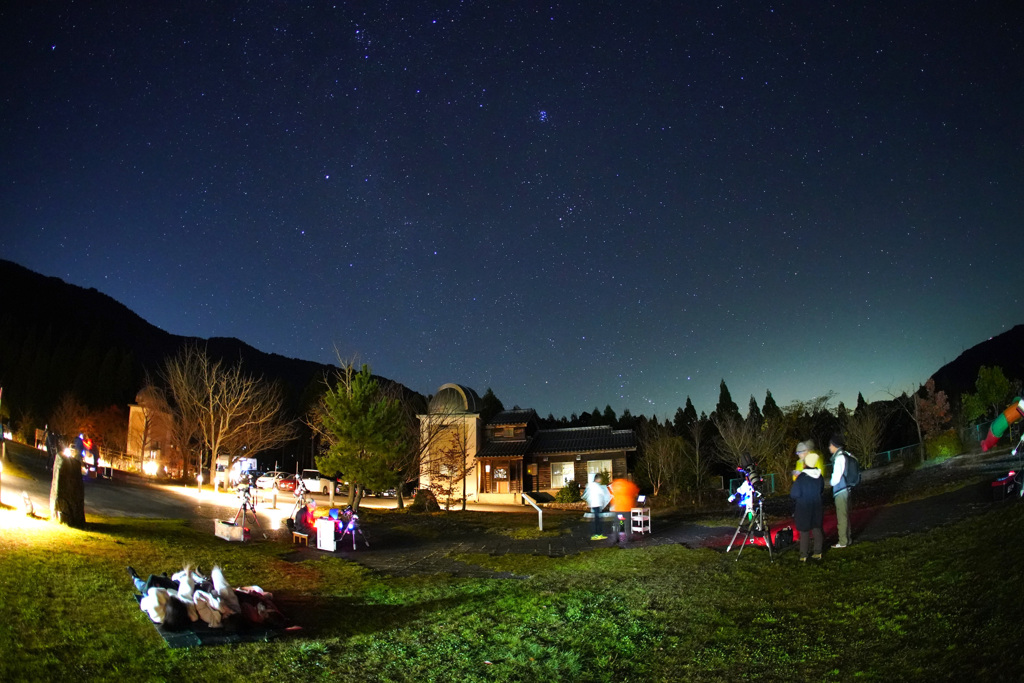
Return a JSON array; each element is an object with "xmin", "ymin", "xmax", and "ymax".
[
  {"xmin": 583, "ymin": 478, "xmax": 611, "ymax": 509},
  {"xmin": 139, "ymin": 587, "xmax": 198, "ymax": 624},
  {"xmin": 211, "ymin": 565, "xmax": 240, "ymax": 615},
  {"xmin": 193, "ymin": 590, "xmax": 223, "ymax": 628},
  {"xmin": 830, "ymin": 452, "xmax": 847, "ymax": 488}
]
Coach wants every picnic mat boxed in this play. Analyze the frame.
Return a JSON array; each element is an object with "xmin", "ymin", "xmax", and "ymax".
[{"xmin": 134, "ymin": 595, "xmax": 300, "ymax": 648}]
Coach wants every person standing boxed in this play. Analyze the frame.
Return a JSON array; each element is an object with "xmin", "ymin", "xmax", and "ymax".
[
  {"xmin": 829, "ymin": 433, "xmax": 853, "ymax": 548},
  {"xmin": 609, "ymin": 476, "xmax": 640, "ymax": 544},
  {"xmin": 792, "ymin": 441, "xmax": 812, "ymax": 480},
  {"xmin": 790, "ymin": 451, "xmax": 825, "ymax": 562},
  {"xmin": 584, "ymin": 473, "xmax": 611, "ymax": 540}
]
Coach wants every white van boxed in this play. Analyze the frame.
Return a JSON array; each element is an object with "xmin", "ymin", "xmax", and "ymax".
[
  {"xmin": 214, "ymin": 455, "xmax": 258, "ymax": 489},
  {"xmin": 301, "ymin": 469, "xmax": 342, "ymax": 495}
]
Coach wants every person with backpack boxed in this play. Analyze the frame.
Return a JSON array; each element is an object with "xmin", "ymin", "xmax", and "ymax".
[{"xmin": 829, "ymin": 433, "xmax": 859, "ymax": 548}]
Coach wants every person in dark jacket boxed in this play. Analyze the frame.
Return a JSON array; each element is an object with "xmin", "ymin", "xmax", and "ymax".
[{"xmin": 790, "ymin": 451, "xmax": 825, "ymax": 562}]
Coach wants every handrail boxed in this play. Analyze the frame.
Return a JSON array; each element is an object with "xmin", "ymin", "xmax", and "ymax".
[{"xmin": 521, "ymin": 493, "xmax": 543, "ymax": 531}]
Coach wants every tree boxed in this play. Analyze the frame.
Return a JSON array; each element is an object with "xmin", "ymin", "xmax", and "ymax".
[
  {"xmin": 844, "ymin": 403, "xmax": 884, "ymax": 466},
  {"xmin": 426, "ymin": 421, "xmax": 473, "ymax": 511},
  {"xmin": 712, "ymin": 413, "xmax": 754, "ymax": 468},
  {"xmin": 961, "ymin": 366, "xmax": 1013, "ymax": 422},
  {"xmin": 745, "ymin": 395, "xmax": 763, "ymax": 429},
  {"xmin": 314, "ymin": 364, "xmax": 409, "ymax": 512},
  {"xmin": 479, "ymin": 387, "xmax": 504, "ymax": 424},
  {"xmin": 89, "ymin": 404, "xmax": 128, "ymax": 454},
  {"xmin": 602, "ymin": 404, "xmax": 618, "ymax": 427},
  {"xmin": 712, "ymin": 380, "xmax": 742, "ymax": 425},
  {"xmin": 916, "ymin": 378, "xmax": 951, "ymax": 441},
  {"xmin": 131, "ymin": 383, "xmax": 171, "ymax": 470},
  {"xmin": 762, "ymin": 390, "xmax": 783, "ymax": 423},
  {"xmin": 681, "ymin": 416, "xmax": 713, "ymax": 506},
  {"xmin": 637, "ymin": 421, "xmax": 683, "ymax": 499},
  {"xmin": 49, "ymin": 392, "xmax": 87, "ymax": 441},
  {"xmin": 164, "ymin": 345, "xmax": 295, "ymax": 489}
]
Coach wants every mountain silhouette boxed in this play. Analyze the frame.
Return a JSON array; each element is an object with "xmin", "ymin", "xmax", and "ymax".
[
  {"xmin": 0, "ymin": 259, "xmax": 415, "ymax": 420},
  {"xmin": 929, "ymin": 324, "xmax": 1024, "ymax": 399}
]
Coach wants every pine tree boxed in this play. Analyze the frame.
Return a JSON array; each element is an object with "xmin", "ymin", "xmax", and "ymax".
[
  {"xmin": 713, "ymin": 380, "xmax": 742, "ymax": 425},
  {"xmin": 762, "ymin": 390, "xmax": 783, "ymax": 423}
]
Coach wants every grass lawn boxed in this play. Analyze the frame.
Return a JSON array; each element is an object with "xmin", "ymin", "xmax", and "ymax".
[{"xmin": 1, "ymin": 489, "xmax": 1023, "ymax": 682}]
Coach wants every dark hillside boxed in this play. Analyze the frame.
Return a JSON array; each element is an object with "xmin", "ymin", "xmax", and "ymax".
[
  {"xmin": 0, "ymin": 259, "xmax": 415, "ymax": 423},
  {"xmin": 929, "ymin": 325, "xmax": 1024, "ymax": 399}
]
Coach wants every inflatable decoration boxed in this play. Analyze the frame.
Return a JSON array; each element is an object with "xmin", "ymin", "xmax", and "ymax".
[{"xmin": 981, "ymin": 397, "xmax": 1024, "ymax": 451}]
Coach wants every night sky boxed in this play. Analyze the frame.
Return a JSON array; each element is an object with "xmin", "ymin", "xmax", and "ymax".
[{"xmin": 3, "ymin": 2, "xmax": 1022, "ymax": 420}]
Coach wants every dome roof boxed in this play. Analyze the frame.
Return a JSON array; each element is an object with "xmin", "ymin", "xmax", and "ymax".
[{"xmin": 428, "ymin": 383, "xmax": 482, "ymax": 414}]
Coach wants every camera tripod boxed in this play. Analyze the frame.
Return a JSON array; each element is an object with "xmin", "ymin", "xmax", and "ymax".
[
  {"xmin": 233, "ymin": 487, "xmax": 267, "ymax": 540},
  {"xmin": 726, "ymin": 495, "xmax": 773, "ymax": 562}
]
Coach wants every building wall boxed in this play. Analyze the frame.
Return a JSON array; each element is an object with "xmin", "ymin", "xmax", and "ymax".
[{"xmin": 418, "ymin": 413, "xmax": 481, "ymax": 499}]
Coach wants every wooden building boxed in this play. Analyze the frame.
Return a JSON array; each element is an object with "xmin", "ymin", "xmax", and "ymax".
[{"xmin": 418, "ymin": 384, "xmax": 637, "ymax": 505}]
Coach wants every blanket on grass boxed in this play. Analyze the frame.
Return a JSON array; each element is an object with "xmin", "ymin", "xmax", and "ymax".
[{"xmin": 133, "ymin": 594, "xmax": 300, "ymax": 648}]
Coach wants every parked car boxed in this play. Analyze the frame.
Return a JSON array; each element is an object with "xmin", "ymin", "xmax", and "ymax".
[
  {"xmin": 301, "ymin": 469, "xmax": 346, "ymax": 495},
  {"xmin": 276, "ymin": 475, "xmax": 298, "ymax": 492},
  {"xmin": 255, "ymin": 471, "xmax": 289, "ymax": 489}
]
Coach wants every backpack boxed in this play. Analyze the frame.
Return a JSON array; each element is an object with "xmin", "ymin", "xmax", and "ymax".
[
  {"xmin": 774, "ymin": 526, "xmax": 794, "ymax": 550},
  {"xmin": 843, "ymin": 453, "xmax": 861, "ymax": 487}
]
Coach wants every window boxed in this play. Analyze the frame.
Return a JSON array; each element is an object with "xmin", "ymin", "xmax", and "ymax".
[
  {"xmin": 550, "ymin": 462, "xmax": 574, "ymax": 488},
  {"xmin": 586, "ymin": 459, "xmax": 612, "ymax": 480}
]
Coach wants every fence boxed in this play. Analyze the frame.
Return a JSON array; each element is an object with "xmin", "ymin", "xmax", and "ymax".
[{"xmin": 867, "ymin": 444, "xmax": 920, "ymax": 468}]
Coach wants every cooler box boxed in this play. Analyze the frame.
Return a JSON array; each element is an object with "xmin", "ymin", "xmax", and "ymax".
[
  {"xmin": 214, "ymin": 519, "xmax": 247, "ymax": 542},
  {"xmin": 316, "ymin": 518, "xmax": 337, "ymax": 551}
]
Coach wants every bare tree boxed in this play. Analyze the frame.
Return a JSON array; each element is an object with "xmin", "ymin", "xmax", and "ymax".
[
  {"xmin": 49, "ymin": 393, "xmax": 87, "ymax": 442},
  {"xmin": 637, "ymin": 421, "xmax": 683, "ymax": 498},
  {"xmin": 131, "ymin": 383, "xmax": 171, "ymax": 470},
  {"xmin": 427, "ymin": 422, "xmax": 472, "ymax": 512},
  {"xmin": 747, "ymin": 418, "xmax": 790, "ymax": 492},
  {"xmin": 164, "ymin": 345, "xmax": 295, "ymax": 489},
  {"xmin": 715, "ymin": 413, "xmax": 790, "ymax": 494},
  {"xmin": 713, "ymin": 414, "xmax": 755, "ymax": 467},
  {"xmin": 844, "ymin": 405, "xmax": 885, "ymax": 468},
  {"xmin": 682, "ymin": 418, "xmax": 713, "ymax": 506}
]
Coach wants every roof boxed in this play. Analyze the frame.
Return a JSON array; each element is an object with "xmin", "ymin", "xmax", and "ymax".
[
  {"xmin": 476, "ymin": 439, "xmax": 533, "ymax": 458},
  {"xmin": 476, "ymin": 425, "xmax": 636, "ymax": 459},
  {"xmin": 531, "ymin": 426, "xmax": 637, "ymax": 455},
  {"xmin": 428, "ymin": 383, "xmax": 482, "ymax": 414},
  {"xmin": 487, "ymin": 408, "xmax": 538, "ymax": 426}
]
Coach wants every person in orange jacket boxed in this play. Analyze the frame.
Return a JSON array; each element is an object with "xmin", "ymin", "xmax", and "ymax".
[{"xmin": 609, "ymin": 477, "xmax": 640, "ymax": 544}]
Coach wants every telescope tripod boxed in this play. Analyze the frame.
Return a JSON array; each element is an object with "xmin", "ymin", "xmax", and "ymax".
[
  {"xmin": 233, "ymin": 490, "xmax": 267, "ymax": 540},
  {"xmin": 339, "ymin": 514, "xmax": 369, "ymax": 550},
  {"xmin": 726, "ymin": 498, "xmax": 773, "ymax": 562}
]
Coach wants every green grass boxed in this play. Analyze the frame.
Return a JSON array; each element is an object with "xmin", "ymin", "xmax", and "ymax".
[{"xmin": 1, "ymin": 495, "xmax": 1023, "ymax": 681}]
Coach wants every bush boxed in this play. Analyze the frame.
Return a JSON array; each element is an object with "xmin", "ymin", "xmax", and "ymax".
[
  {"xmin": 408, "ymin": 488, "xmax": 441, "ymax": 513},
  {"xmin": 926, "ymin": 430, "xmax": 964, "ymax": 461},
  {"xmin": 555, "ymin": 481, "xmax": 582, "ymax": 503}
]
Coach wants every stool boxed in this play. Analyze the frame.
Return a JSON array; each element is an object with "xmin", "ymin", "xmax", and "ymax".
[{"xmin": 292, "ymin": 532, "xmax": 309, "ymax": 546}]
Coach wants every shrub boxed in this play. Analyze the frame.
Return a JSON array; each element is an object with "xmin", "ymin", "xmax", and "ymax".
[
  {"xmin": 555, "ymin": 481, "xmax": 582, "ymax": 503},
  {"xmin": 925, "ymin": 430, "xmax": 964, "ymax": 461}
]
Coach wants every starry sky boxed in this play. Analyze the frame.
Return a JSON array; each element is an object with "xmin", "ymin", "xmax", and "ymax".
[{"xmin": 3, "ymin": 2, "xmax": 1023, "ymax": 421}]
